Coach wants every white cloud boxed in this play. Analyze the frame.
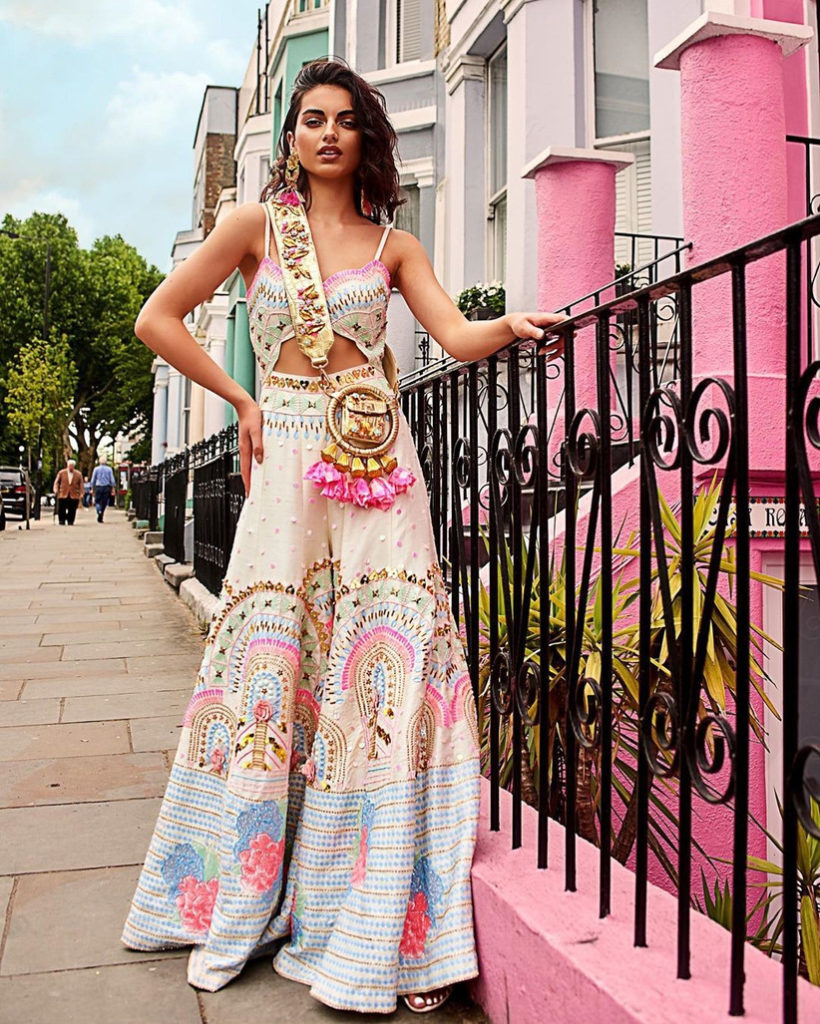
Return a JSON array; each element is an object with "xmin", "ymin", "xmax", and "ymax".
[
  {"xmin": 0, "ymin": 185, "xmax": 96, "ymax": 246},
  {"xmin": 104, "ymin": 66, "xmax": 210, "ymax": 148},
  {"xmin": 0, "ymin": 0, "xmax": 201, "ymax": 47}
]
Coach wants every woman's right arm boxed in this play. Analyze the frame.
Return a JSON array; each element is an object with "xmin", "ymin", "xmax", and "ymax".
[{"xmin": 135, "ymin": 203, "xmax": 267, "ymax": 492}]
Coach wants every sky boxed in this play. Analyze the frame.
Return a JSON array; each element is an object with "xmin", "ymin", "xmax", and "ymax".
[{"xmin": 0, "ymin": 0, "xmax": 265, "ymax": 270}]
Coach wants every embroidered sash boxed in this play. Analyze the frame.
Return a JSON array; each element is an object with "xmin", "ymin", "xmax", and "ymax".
[{"xmin": 268, "ymin": 188, "xmax": 414, "ymax": 510}]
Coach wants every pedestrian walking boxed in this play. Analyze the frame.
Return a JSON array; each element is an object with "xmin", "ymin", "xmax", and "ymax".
[
  {"xmin": 121, "ymin": 58, "xmax": 564, "ymax": 1014},
  {"xmin": 52, "ymin": 458, "xmax": 84, "ymax": 526},
  {"xmin": 90, "ymin": 454, "xmax": 116, "ymax": 523}
]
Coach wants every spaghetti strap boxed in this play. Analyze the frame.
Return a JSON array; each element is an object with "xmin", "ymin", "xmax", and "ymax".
[
  {"xmin": 263, "ymin": 201, "xmax": 273, "ymax": 259},
  {"xmin": 374, "ymin": 224, "xmax": 392, "ymax": 262}
]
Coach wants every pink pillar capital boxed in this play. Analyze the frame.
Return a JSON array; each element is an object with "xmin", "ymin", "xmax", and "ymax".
[
  {"xmin": 523, "ymin": 147, "xmax": 634, "ymax": 428},
  {"xmin": 655, "ymin": 11, "xmax": 812, "ymax": 469}
]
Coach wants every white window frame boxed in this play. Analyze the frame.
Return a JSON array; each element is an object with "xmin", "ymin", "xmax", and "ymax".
[
  {"xmin": 583, "ymin": 0, "xmax": 651, "ymax": 150},
  {"xmin": 385, "ymin": 0, "xmax": 424, "ymax": 69},
  {"xmin": 293, "ymin": 0, "xmax": 327, "ymax": 15},
  {"xmin": 485, "ymin": 41, "xmax": 507, "ymax": 285}
]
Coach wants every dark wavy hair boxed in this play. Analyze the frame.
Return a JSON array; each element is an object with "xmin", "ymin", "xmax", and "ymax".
[{"xmin": 260, "ymin": 58, "xmax": 404, "ymax": 224}]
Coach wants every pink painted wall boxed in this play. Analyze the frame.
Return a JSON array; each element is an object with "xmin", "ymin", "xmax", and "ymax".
[{"xmin": 469, "ymin": 779, "xmax": 820, "ymax": 1024}]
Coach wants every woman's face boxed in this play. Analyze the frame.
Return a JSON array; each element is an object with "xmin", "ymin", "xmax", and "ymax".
[{"xmin": 288, "ymin": 84, "xmax": 362, "ymax": 181}]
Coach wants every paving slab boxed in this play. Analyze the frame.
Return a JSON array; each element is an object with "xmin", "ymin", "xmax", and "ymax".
[
  {"xmin": 0, "ymin": 680, "xmax": 23, "ymax": 702},
  {"xmin": 0, "ymin": 798, "xmax": 162, "ymax": 874},
  {"xmin": 0, "ymin": 645, "xmax": 61, "ymax": 667},
  {"xmin": 0, "ymin": 751, "xmax": 169, "ymax": 808},
  {"xmin": 21, "ymin": 672, "xmax": 194, "ymax": 701},
  {"xmin": 125, "ymin": 653, "xmax": 202, "ymax": 677},
  {"xmin": 0, "ymin": 658, "xmax": 127, "ymax": 682},
  {"xmin": 60, "ymin": 637, "xmax": 202, "ymax": 662},
  {"xmin": 130, "ymin": 715, "xmax": 183, "ymax": 753},
  {"xmin": 41, "ymin": 624, "xmax": 198, "ymax": 647},
  {"xmin": 0, "ymin": 865, "xmax": 186, "ymax": 976},
  {"xmin": 62, "ymin": 689, "xmax": 190, "ymax": 723},
  {"xmin": 0, "ymin": 960, "xmax": 201, "ymax": 1024},
  {"xmin": 0, "ymin": 697, "xmax": 60, "ymax": 728},
  {"xmin": 0, "ymin": 721, "xmax": 130, "ymax": 762}
]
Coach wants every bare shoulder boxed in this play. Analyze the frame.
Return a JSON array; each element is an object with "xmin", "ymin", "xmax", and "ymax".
[{"xmin": 386, "ymin": 227, "xmax": 425, "ymax": 258}]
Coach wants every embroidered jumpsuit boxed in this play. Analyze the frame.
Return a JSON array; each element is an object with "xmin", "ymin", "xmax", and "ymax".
[{"xmin": 121, "ymin": 209, "xmax": 481, "ymax": 1014}]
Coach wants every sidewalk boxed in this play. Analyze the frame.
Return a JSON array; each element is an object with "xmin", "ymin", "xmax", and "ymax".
[{"xmin": 0, "ymin": 507, "xmax": 486, "ymax": 1023}]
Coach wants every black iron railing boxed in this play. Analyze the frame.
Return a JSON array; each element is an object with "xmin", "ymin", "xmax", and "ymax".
[
  {"xmin": 190, "ymin": 423, "xmax": 243, "ymax": 596},
  {"xmin": 131, "ymin": 465, "xmax": 159, "ymax": 531},
  {"xmin": 162, "ymin": 451, "xmax": 188, "ymax": 563},
  {"xmin": 787, "ymin": 135, "xmax": 819, "ymax": 362},
  {"xmin": 401, "ymin": 213, "xmax": 820, "ymax": 1023}
]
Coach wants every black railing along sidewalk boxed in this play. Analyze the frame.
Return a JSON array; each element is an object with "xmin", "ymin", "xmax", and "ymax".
[{"xmin": 401, "ymin": 212, "xmax": 820, "ymax": 1023}]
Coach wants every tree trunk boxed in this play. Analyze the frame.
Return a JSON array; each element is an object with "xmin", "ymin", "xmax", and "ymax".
[{"xmin": 575, "ymin": 744, "xmax": 599, "ymax": 845}]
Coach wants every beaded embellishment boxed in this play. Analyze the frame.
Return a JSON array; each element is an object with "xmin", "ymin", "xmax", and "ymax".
[{"xmin": 269, "ymin": 188, "xmax": 415, "ymax": 510}]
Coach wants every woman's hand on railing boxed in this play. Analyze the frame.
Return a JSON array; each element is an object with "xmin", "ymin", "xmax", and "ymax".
[
  {"xmin": 236, "ymin": 396, "xmax": 264, "ymax": 496},
  {"xmin": 506, "ymin": 311, "xmax": 568, "ymax": 360}
]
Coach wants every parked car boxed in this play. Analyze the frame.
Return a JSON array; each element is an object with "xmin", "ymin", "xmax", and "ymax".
[{"xmin": 0, "ymin": 466, "xmax": 34, "ymax": 520}]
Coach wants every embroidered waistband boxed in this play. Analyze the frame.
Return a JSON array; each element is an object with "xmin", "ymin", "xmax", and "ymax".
[{"xmin": 263, "ymin": 363, "xmax": 384, "ymax": 392}]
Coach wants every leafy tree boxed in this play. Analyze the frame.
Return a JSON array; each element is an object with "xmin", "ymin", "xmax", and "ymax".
[
  {"xmin": 4, "ymin": 333, "xmax": 77, "ymax": 481},
  {"xmin": 0, "ymin": 212, "xmax": 163, "ymax": 475}
]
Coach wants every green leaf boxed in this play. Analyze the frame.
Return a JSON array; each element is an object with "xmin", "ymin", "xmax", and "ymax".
[{"xmin": 801, "ymin": 894, "xmax": 820, "ymax": 985}]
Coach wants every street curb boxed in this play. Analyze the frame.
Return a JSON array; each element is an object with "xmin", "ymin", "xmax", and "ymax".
[{"xmin": 179, "ymin": 577, "xmax": 219, "ymax": 631}]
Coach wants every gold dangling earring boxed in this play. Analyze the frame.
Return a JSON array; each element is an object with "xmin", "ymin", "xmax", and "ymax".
[{"xmin": 284, "ymin": 149, "xmax": 301, "ymax": 190}]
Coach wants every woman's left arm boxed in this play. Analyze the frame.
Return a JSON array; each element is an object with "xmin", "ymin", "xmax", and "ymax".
[{"xmin": 391, "ymin": 231, "xmax": 565, "ymax": 364}]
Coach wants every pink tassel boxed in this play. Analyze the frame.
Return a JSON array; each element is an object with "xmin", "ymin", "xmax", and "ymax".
[
  {"xmin": 305, "ymin": 461, "xmax": 341, "ymax": 485},
  {"xmin": 349, "ymin": 477, "xmax": 374, "ymax": 508},
  {"xmin": 279, "ymin": 190, "xmax": 301, "ymax": 207},
  {"xmin": 321, "ymin": 476, "xmax": 351, "ymax": 503},
  {"xmin": 368, "ymin": 476, "xmax": 397, "ymax": 510},
  {"xmin": 389, "ymin": 466, "xmax": 416, "ymax": 494}
]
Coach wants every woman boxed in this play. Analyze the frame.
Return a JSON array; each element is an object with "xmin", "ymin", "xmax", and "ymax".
[{"xmin": 122, "ymin": 58, "xmax": 563, "ymax": 1014}]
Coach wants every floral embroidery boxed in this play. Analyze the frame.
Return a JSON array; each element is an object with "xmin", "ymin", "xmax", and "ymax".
[
  {"xmin": 234, "ymin": 800, "xmax": 287, "ymax": 896},
  {"xmin": 160, "ymin": 841, "xmax": 221, "ymax": 934},
  {"xmin": 350, "ymin": 797, "xmax": 375, "ymax": 889},
  {"xmin": 398, "ymin": 856, "xmax": 444, "ymax": 962},
  {"xmin": 176, "ymin": 876, "xmax": 219, "ymax": 933},
  {"xmin": 399, "ymin": 891, "xmax": 431, "ymax": 959},
  {"xmin": 239, "ymin": 832, "xmax": 286, "ymax": 894}
]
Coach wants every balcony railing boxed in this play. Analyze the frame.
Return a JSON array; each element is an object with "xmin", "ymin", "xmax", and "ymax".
[{"xmin": 401, "ymin": 212, "xmax": 820, "ymax": 1023}]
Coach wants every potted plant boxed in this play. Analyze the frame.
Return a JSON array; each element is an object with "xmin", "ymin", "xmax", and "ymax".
[{"xmin": 455, "ymin": 281, "xmax": 506, "ymax": 321}]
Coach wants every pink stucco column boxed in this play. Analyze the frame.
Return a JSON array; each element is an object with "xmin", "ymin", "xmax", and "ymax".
[
  {"xmin": 656, "ymin": 12, "xmax": 812, "ymax": 468},
  {"xmin": 654, "ymin": 11, "xmax": 814, "ymax": 876},
  {"xmin": 522, "ymin": 147, "xmax": 634, "ymax": 431}
]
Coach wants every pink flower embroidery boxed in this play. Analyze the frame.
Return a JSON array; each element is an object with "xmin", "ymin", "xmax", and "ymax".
[
  {"xmin": 351, "ymin": 826, "xmax": 369, "ymax": 887},
  {"xmin": 253, "ymin": 699, "xmax": 273, "ymax": 722},
  {"xmin": 399, "ymin": 891, "xmax": 431, "ymax": 959},
  {"xmin": 239, "ymin": 832, "xmax": 285, "ymax": 894},
  {"xmin": 176, "ymin": 876, "xmax": 218, "ymax": 933},
  {"xmin": 209, "ymin": 745, "xmax": 226, "ymax": 774},
  {"xmin": 300, "ymin": 758, "xmax": 316, "ymax": 783}
]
